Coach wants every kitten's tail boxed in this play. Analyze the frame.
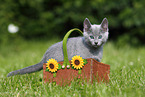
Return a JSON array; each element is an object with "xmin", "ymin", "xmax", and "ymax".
[{"xmin": 7, "ymin": 61, "xmax": 43, "ymax": 77}]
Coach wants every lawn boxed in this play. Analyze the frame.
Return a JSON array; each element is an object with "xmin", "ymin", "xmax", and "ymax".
[{"xmin": 0, "ymin": 38, "xmax": 144, "ymax": 97}]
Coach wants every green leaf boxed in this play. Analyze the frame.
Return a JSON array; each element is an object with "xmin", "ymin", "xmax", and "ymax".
[
  {"xmin": 58, "ymin": 64, "xmax": 62, "ymax": 70},
  {"xmin": 45, "ymin": 67, "xmax": 50, "ymax": 72},
  {"xmin": 71, "ymin": 64, "xmax": 75, "ymax": 69},
  {"xmin": 83, "ymin": 59, "xmax": 88, "ymax": 65},
  {"xmin": 53, "ymin": 72, "xmax": 56, "ymax": 77},
  {"xmin": 78, "ymin": 70, "xmax": 82, "ymax": 74},
  {"xmin": 52, "ymin": 81, "xmax": 56, "ymax": 86}
]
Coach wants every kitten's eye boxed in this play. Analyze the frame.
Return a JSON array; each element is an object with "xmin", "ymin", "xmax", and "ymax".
[
  {"xmin": 98, "ymin": 35, "xmax": 102, "ymax": 39},
  {"xmin": 90, "ymin": 36, "xmax": 94, "ymax": 39}
]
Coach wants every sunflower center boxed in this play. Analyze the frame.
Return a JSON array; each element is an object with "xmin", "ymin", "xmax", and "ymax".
[
  {"xmin": 75, "ymin": 60, "xmax": 80, "ymax": 65},
  {"xmin": 49, "ymin": 63, "xmax": 54, "ymax": 69}
]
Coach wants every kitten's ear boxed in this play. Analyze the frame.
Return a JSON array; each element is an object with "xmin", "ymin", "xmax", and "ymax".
[
  {"xmin": 84, "ymin": 18, "xmax": 91, "ymax": 32},
  {"xmin": 101, "ymin": 18, "xmax": 108, "ymax": 32}
]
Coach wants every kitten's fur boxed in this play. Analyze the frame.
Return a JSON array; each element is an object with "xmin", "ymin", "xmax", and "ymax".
[{"xmin": 7, "ymin": 18, "xmax": 109, "ymax": 77}]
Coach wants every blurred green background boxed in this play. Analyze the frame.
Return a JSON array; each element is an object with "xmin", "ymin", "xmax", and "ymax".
[
  {"xmin": 0, "ymin": 0, "xmax": 145, "ymax": 46},
  {"xmin": 0, "ymin": 1, "xmax": 145, "ymax": 96}
]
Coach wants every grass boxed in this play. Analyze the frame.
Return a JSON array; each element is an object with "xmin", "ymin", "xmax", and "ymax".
[{"xmin": 0, "ymin": 38, "xmax": 145, "ymax": 97}]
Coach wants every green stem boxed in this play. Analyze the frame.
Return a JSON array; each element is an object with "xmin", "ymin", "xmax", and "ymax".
[{"xmin": 62, "ymin": 28, "xmax": 83, "ymax": 68}]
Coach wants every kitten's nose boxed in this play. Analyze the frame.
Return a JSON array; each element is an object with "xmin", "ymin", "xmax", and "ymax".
[{"xmin": 95, "ymin": 42, "xmax": 98, "ymax": 45}]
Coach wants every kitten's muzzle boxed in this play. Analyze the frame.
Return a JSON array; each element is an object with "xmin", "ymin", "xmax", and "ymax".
[
  {"xmin": 94, "ymin": 42, "xmax": 102, "ymax": 48},
  {"xmin": 95, "ymin": 42, "xmax": 98, "ymax": 45}
]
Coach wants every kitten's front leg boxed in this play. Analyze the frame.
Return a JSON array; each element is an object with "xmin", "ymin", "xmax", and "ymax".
[{"xmin": 91, "ymin": 56, "xmax": 101, "ymax": 62}]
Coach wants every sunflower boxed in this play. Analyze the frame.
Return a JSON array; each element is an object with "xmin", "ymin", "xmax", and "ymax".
[
  {"xmin": 46, "ymin": 58, "xmax": 58, "ymax": 72},
  {"xmin": 71, "ymin": 55, "xmax": 84, "ymax": 70}
]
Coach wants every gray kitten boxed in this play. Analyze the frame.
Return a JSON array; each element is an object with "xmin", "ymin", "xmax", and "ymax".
[{"xmin": 7, "ymin": 18, "xmax": 109, "ymax": 77}]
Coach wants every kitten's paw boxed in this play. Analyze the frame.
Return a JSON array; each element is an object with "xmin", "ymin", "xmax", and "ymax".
[
  {"xmin": 92, "ymin": 57, "xmax": 101, "ymax": 62},
  {"xmin": 96, "ymin": 59, "xmax": 101, "ymax": 62}
]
